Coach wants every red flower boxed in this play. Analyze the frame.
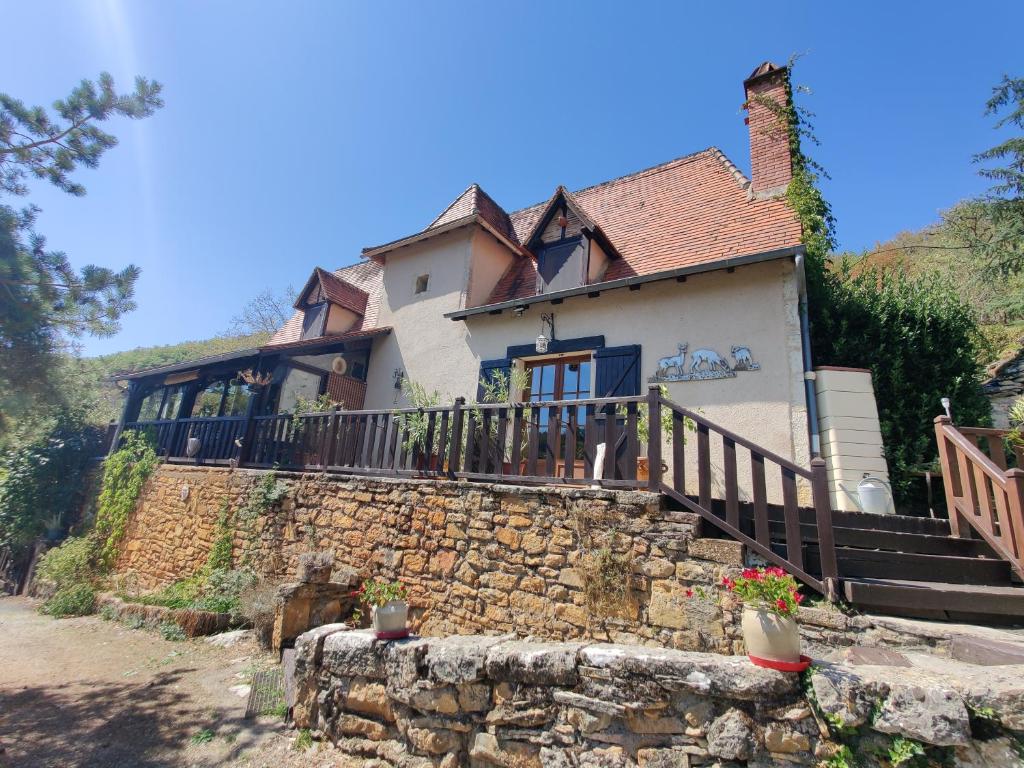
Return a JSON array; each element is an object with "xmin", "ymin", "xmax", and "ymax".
[
  {"xmin": 685, "ymin": 588, "xmax": 694, "ymax": 598},
  {"xmin": 721, "ymin": 576, "xmax": 735, "ymax": 590},
  {"xmin": 767, "ymin": 567, "xmax": 786, "ymax": 578},
  {"xmin": 793, "ymin": 592, "xmax": 805, "ymax": 604},
  {"xmin": 741, "ymin": 568, "xmax": 763, "ymax": 581},
  {"xmin": 776, "ymin": 598, "xmax": 789, "ymax": 613}
]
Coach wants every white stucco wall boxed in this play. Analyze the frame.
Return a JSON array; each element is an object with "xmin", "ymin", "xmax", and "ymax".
[
  {"xmin": 363, "ymin": 233, "xmax": 811, "ymax": 498},
  {"xmin": 326, "ymin": 304, "xmax": 359, "ymax": 335},
  {"xmin": 363, "ymin": 227, "xmax": 482, "ymax": 408},
  {"xmin": 466, "ymin": 229, "xmax": 515, "ymax": 308}
]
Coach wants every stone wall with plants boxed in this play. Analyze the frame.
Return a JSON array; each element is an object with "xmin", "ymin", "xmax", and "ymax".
[
  {"xmin": 289, "ymin": 626, "xmax": 1021, "ymax": 767},
  {"xmin": 117, "ymin": 465, "xmax": 756, "ymax": 653}
]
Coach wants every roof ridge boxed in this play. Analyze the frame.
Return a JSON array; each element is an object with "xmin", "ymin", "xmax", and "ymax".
[
  {"xmin": 427, "ymin": 183, "xmax": 480, "ymax": 228},
  {"xmin": 708, "ymin": 147, "xmax": 751, "ymax": 192},
  {"xmin": 506, "ymin": 148, "xmax": 715, "ymax": 217}
]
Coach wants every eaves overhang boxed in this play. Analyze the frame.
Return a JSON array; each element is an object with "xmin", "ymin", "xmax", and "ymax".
[{"xmin": 444, "ymin": 245, "xmax": 805, "ymax": 320}]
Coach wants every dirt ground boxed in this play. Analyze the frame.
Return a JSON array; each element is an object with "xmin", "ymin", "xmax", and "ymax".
[{"xmin": 0, "ymin": 597, "xmax": 355, "ymax": 767}]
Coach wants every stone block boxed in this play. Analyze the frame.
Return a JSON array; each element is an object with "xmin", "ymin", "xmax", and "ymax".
[
  {"xmin": 345, "ymin": 679, "xmax": 395, "ymax": 722},
  {"xmin": 336, "ymin": 713, "xmax": 389, "ymax": 741},
  {"xmin": 873, "ymin": 684, "xmax": 971, "ymax": 747},
  {"xmin": 706, "ymin": 708, "xmax": 755, "ymax": 761},
  {"xmin": 407, "ymin": 726, "xmax": 462, "ymax": 755},
  {"xmin": 485, "ymin": 641, "xmax": 584, "ymax": 686},
  {"xmin": 764, "ymin": 722, "xmax": 810, "ymax": 754},
  {"xmin": 687, "ymin": 538, "xmax": 744, "ymax": 565},
  {"xmin": 579, "ymin": 644, "xmax": 795, "ymax": 700}
]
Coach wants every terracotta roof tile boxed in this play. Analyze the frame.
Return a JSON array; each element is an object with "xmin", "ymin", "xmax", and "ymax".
[
  {"xmin": 428, "ymin": 183, "xmax": 517, "ymax": 244},
  {"xmin": 315, "ymin": 268, "xmax": 369, "ymax": 315},
  {"xmin": 267, "ymin": 260, "xmax": 383, "ymax": 347},
  {"xmin": 486, "ymin": 147, "xmax": 801, "ymax": 304}
]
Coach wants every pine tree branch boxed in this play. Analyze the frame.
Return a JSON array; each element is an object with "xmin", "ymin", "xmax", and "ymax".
[{"xmin": 0, "ymin": 118, "xmax": 89, "ymax": 156}]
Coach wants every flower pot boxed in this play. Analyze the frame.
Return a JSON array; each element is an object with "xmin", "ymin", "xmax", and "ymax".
[
  {"xmin": 741, "ymin": 606, "xmax": 801, "ymax": 665},
  {"xmin": 372, "ymin": 599, "xmax": 408, "ymax": 638}
]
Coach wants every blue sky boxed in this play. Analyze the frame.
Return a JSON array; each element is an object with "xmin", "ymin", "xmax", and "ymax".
[{"xmin": 3, "ymin": 1, "xmax": 1021, "ymax": 356}]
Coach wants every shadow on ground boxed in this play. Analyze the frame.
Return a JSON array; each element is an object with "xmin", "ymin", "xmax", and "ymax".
[{"xmin": 0, "ymin": 668, "xmax": 273, "ymax": 768}]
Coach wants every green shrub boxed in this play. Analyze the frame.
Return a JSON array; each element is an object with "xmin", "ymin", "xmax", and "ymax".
[
  {"xmin": 35, "ymin": 536, "xmax": 98, "ymax": 591},
  {"xmin": 811, "ymin": 265, "xmax": 991, "ymax": 507},
  {"xmin": 99, "ymin": 604, "xmax": 117, "ymax": 621},
  {"xmin": 95, "ymin": 431, "xmax": 157, "ymax": 567},
  {"xmin": 159, "ymin": 621, "xmax": 187, "ymax": 641},
  {"xmin": 123, "ymin": 613, "xmax": 147, "ymax": 630},
  {"xmin": 42, "ymin": 583, "xmax": 96, "ymax": 617},
  {"xmin": 0, "ymin": 413, "xmax": 103, "ymax": 555}
]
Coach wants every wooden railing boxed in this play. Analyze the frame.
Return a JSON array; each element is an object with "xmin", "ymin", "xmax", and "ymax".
[
  {"xmin": 935, "ymin": 415, "xmax": 1024, "ymax": 579},
  {"xmin": 121, "ymin": 386, "xmax": 840, "ymax": 597},
  {"xmin": 124, "ymin": 416, "xmax": 248, "ymax": 464},
  {"xmin": 650, "ymin": 386, "xmax": 838, "ymax": 598}
]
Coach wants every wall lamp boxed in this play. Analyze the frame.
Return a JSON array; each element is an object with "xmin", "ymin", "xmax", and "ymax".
[{"xmin": 536, "ymin": 313, "xmax": 555, "ymax": 354}]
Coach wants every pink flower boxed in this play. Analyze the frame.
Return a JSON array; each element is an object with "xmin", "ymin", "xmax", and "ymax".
[
  {"xmin": 793, "ymin": 592, "xmax": 805, "ymax": 604},
  {"xmin": 721, "ymin": 576, "xmax": 735, "ymax": 590}
]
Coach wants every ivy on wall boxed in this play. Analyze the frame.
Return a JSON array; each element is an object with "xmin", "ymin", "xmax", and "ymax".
[
  {"xmin": 94, "ymin": 431, "xmax": 157, "ymax": 567},
  {"xmin": 757, "ymin": 60, "xmax": 991, "ymax": 508}
]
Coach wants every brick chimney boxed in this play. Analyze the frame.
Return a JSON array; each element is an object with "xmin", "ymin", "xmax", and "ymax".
[{"xmin": 743, "ymin": 62, "xmax": 793, "ymax": 197}]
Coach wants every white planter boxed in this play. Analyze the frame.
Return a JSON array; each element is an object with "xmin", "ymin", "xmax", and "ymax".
[
  {"xmin": 741, "ymin": 606, "xmax": 801, "ymax": 664},
  {"xmin": 372, "ymin": 600, "xmax": 408, "ymax": 635}
]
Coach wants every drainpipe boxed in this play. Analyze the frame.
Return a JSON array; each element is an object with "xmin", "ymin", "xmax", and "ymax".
[{"xmin": 795, "ymin": 253, "xmax": 821, "ymax": 458}]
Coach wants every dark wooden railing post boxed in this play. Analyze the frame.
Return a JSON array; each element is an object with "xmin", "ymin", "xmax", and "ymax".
[
  {"xmin": 448, "ymin": 398, "xmax": 465, "ymax": 478},
  {"xmin": 324, "ymin": 405, "xmax": 341, "ymax": 467},
  {"xmin": 646, "ymin": 384, "xmax": 662, "ymax": 491},
  {"xmin": 811, "ymin": 457, "xmax": 839, "ymax": 600}
]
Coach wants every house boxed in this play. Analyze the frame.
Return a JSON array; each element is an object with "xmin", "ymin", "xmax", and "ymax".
[
  {"xmin": 111, "ymin": 62, "xmax": 1024, "ymax": 621},
  {"xmin": 115, "ymin": 62, "xmax": 865, "ymax": 478}
]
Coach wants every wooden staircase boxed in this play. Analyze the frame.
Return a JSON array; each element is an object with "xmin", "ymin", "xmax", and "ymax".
[{"xmin": 651, "ymin": 394, "xmax": 1024, "ymax": 624}]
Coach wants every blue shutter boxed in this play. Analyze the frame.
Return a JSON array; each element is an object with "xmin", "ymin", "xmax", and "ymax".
[
  {"xmin": 594, "ymin": 345, "xmax": 641, "ymax": 397},
  {"xmin": 477, "ymin": 358, "xmax": 512, "ymax": 401}
]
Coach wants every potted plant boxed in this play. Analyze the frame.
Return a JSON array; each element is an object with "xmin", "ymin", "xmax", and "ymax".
[
  {"xmin": 690, "ymin": 566, "xmax": 808, "ymax": 671},
  {"xmin": 354, "ymin": 578, "xmax": 409, "ymax": 639}
]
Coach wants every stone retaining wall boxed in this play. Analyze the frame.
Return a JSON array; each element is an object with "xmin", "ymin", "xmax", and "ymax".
[
  {"xmin": 118, "ymin": 465, "xmax": 751, "ymax": 653},
  {"xmin": 117, "ymin": 465, "xmax": 1024, "ymax": 657},
  {"xmin": 290, "ymin": 626, "xmax": 1022, "ymax": 767}
]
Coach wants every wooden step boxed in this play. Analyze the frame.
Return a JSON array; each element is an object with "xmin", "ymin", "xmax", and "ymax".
[
  {"xmin": 723, "ymin": 498, "xmax": 953, "ymax": 537},
  {"xmin": 843, "ymin": 578, "xmax": 1024, "ymax": 619},
  {"xmin": 757, "ymin": 520, "xmax": 997, "ymax": 559},
  {"xmin": 802, "ymin": 546, "xmax": 1013, "ymax": 586}
]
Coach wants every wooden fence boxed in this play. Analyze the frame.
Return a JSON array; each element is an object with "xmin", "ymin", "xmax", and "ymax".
[
  {"xmin": 121, "ymin": 385, "xmax": 840, "ymax": 596},
  {"xmin": 934, "ymin": 415, "xmax": 1024, "ymax": 579}
]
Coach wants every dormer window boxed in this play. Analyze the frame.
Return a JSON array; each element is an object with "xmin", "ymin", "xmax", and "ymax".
[
  {"xmin": 523, "ymin": 187, "xmax": 621, "ymax": 297},
  {"xmin": 294, "ymin": 267, "xmax": 370, "ymax": 340},
  {"xmin": 537, "ymin": 237, "xmax": 585, "ymax": 293}
]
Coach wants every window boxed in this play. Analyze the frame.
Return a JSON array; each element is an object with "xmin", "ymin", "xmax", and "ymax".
[
  {"xmin": 415, "ymin": 274, "xmax": 430, "ymax": 294},
  {"xmin": 191, "ymin": 378, "xmax": 253, "ymax": 418},
  {"xmin": 525, "ymin": 355, "xmax": 592, "ymax": 463},
  {"xmin": 301, "ymin": 302, "xmax": 329, "ymax": 340},
  {"xmin": 536, "ymin": 238, "xmax": 585, "ymax": 293}
]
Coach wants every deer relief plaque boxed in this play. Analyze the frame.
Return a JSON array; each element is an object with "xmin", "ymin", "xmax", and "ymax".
[{"xmin": 650, "ymin": 343, "xmax": 760, "ymax": 383}]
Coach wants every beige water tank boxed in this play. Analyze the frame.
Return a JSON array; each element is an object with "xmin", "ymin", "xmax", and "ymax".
[{"xmin": 814, "ymin": 366, "xmax": 890, "ymax": 512}]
